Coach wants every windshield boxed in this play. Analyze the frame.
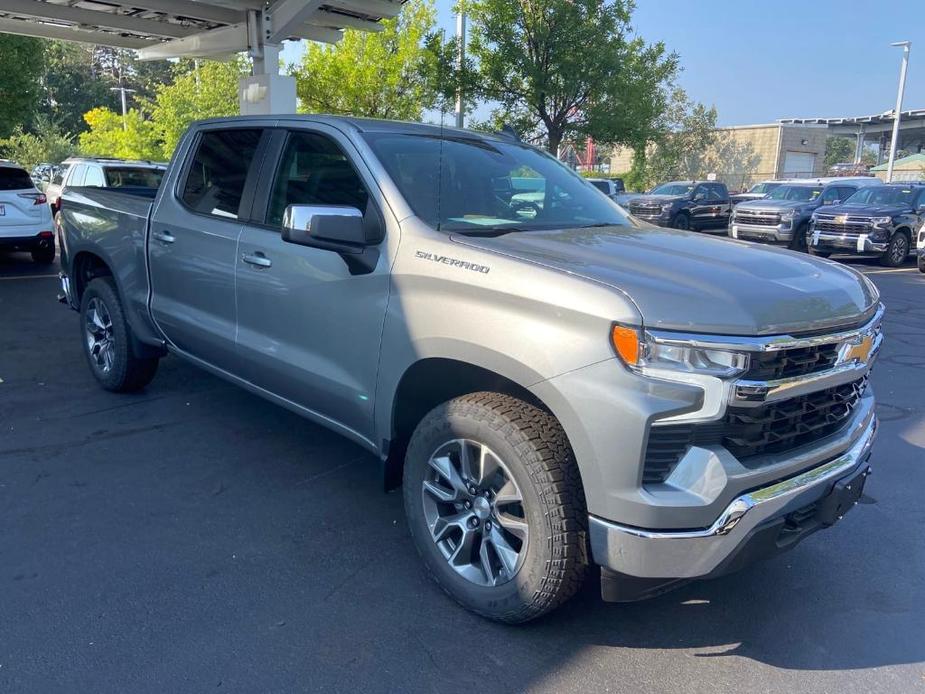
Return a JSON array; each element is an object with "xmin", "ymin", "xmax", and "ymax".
[
  {"xmin": 104, "ymin": 167, "xmax": 165, "ymax": 188},
  {"xmin": 766, "ymin": 185, "xmax": 822, "ymax": 202},
  {"xmin": 844, "ymin": 186, "xmax": 919, "ymax": 206},
  {"xmin": 651, "ymin": 183, "xmax": 694, "ymax": 196},
  {"xmin": 363, "ymin": 133, "xmax": 631, "ymax": 231},
  {"xmin": 749, "ymin": 182, "xmax": 781, "ymax": 195}
]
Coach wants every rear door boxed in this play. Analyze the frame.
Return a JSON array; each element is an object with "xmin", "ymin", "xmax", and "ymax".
[
  {"xmin": 148, "ymin": 126, "xmax": 267, "ymax": 372},
  {"xmin": 234, "ymin": 125, "xmax": 391, "ymax": 440}
]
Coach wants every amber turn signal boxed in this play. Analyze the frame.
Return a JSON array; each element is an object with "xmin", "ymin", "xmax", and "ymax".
[{"xmin": 611, "ymin": 325, "xmax": 641, "ymax": 366}]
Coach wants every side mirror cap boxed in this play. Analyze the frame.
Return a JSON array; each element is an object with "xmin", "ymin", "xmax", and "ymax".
[
  {"xmin": 282, "ymin": 204, "xmax": 381, "ymax": 275},
  {"xmin": 282, "ymin": 205, "xmax": 367, "ymax": 247}
]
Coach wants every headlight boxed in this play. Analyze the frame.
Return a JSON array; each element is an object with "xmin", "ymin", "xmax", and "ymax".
[
  {"xmin": 780, "ymin": 209, "xmax": 798, "ymax": 220},
  {"xmin": 871, "ymin": 216, "xmax": 892, "ymax": 225},
  {"xmin": 611, "ymin": 325, "xmax": 750, "ymax": 378}
]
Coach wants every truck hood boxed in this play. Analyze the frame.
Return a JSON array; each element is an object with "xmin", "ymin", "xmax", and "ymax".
[
  {"xmin": 736, "ymin": 199, "xmax": 815, "ymax": 213},
  {"xmin": 453, "ymin": 226, "xmax": 878, "ymax": 336},
  {"xmin": 628, "ymin": 194, "xmax": 685, "ymax": 205},
  {"xmin": 819, "ymin": 202, "xmax": 911, "ymax": 217}
]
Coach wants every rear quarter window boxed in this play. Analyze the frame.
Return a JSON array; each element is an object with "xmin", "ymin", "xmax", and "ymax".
[{"xmin": 0, "ymin": 167, "xmax": 34, "ymax": 190}]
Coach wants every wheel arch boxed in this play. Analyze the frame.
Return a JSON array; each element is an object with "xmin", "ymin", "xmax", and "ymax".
[{"xmin": 382, "ymin": 357, "xmax": 564, "ymax": 491}]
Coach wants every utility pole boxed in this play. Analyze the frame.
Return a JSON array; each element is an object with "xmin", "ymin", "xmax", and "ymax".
[
  {"xmin": 886, "ymin": 41, "xmax": 911, "ymax": 183},
  {"xmin": 455, "ymin": 10, "xmax": 466, "ymax": 129},
  {"xmin": 110, "ymin": 85, "xmax": 137, "ymax": 131}
]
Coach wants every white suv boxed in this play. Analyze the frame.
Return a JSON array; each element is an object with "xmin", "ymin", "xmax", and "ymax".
[{"xmin": 0, "ymin": 162, "xmax": 54, "ymax": 264}]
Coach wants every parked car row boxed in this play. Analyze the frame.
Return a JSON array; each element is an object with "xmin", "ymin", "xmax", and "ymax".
[{"xmin": 618, "ymin": 175, "xmax": 923, "ymax": 267}]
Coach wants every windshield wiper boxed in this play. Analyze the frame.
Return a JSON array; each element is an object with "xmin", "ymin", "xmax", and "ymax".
[{"xmin": 449, "ymin": 226, "xmax": 530, "ymax": 237}]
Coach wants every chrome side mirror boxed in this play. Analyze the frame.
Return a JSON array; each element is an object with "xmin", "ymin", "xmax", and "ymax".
[{"xmin": 282, "ymin": 205, "xmax": 366, "ymax": 247}]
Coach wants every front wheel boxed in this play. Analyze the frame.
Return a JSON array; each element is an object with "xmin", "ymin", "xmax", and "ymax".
[
  {"xmin": 788, "ymin": 224, "xmax": 808, "ymax": 252},
  {"xmin": 80, "ymin": 277, "xmax": 159, "ymax": 392},
  {"xmin": 671, "ymin": 213, "xmax": 690, "ymax": 230},
  {"xmin": 881, "ymin": 233, "xmax": 909, "ymax": 267},
  {"xmin": 403, "ymin": 392, "xmax": 588, "ymax": 623}
]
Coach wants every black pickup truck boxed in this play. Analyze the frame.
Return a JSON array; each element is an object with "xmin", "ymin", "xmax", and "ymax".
[
  {"xmin": 627, "ymin": 180, "xmax": 731, "ymax": 231},
  {"xmin": 809, "ymin": 183, "xmax": 925, "ymax": 266}
]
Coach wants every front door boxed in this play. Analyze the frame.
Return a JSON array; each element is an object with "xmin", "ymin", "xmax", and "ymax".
[
  {"xmin": 234, "ymin": 127, "xmax": 390, "ymax": 441},
  {"xmin": 148, "ymin": 127, "xmax": 265, "ymax": 371}
]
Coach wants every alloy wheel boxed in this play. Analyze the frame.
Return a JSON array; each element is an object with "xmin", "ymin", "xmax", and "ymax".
[
  {"xmin": 421, "ymin": 439, "xmax": 529, "ymax": 587},
  {"xmin": 85, "ymin": 297, "xmax": 115, "ymax": 373},
  {"xmin": 891, "ymin": 236, "xmax": 908, "ymax": 265}
]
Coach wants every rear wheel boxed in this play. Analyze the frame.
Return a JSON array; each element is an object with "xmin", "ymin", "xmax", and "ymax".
[
  {"xmin": 403, "ymin": 392, "xmax": 587, "ymax": 623},
  {"xmin": 881, "ymin": 232, "xmax": 909, "ymax": 267},
  {"xmin": 80, "ymin": 277, "xmax": 159, "ymax": 392}
]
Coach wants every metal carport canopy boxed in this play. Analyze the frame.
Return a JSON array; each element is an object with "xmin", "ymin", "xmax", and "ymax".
[{"xmin": 0, "ymin": 0, "xmax": 404, "ymax": 112}]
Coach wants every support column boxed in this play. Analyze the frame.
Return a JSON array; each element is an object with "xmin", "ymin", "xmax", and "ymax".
[
  {"xmin": 238, "ymin": 10, "xmax": 297, "ymax": 115},
  {"xmin": 854, "ymin": 124, "xmax": 866, "ymax": 164}
]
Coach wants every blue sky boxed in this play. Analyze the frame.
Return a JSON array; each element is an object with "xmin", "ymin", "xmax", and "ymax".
[{"xmin": 282, "ymin": 0, "xmax": 924, "ymax": 126}]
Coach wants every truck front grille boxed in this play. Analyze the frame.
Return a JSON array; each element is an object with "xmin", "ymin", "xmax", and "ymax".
[
  {"xmin": 629, "ymin": 204, "xmax": 662, "ymax": 218},
  {"xmin": 734, "ymin": 211, "xmax": 780, "ymax": 226},
  {"xmin": 642, "ymin": 377, "xmax": 867, "ymax": 485},
  {"xmin": 813, "ymin": 217, "xmax": 873, "ymax": 236},
  {"xmin": 743, "ymin": 343, "xmax": 840, "ymax": 381}
]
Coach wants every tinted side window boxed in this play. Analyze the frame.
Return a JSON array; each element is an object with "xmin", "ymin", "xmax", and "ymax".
[
  {"xmin": 267, "ymin": 131, "xmax": 369, "ymax": 227},
  {"xmin": 84, "ymin": 165, "xmax": 105, "ymax": 187},
  {"xmin": 0, "ymin": 167, "xmax": 34, "ymax": 190},
  {"xmin": 69, "ymin": 165, "xmax": 87, "ymax": 187},
  {"xmin": 182, "ymin": 129, "xmax": 262, "ymax": 219},
  {"xmin": 590, "ymin": 181, "xmax": 610, "ymax": 194},
  {"xmin": 709, "ymin": 183, "xmax": 727, "ymax": 199},
  {"xmin": 52, "ymin": 167, "xmax": 67, "ymax": 186}
]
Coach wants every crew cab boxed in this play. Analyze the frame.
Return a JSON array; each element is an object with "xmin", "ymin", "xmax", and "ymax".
[
  {"xmin": 627, "ymin": 180, "xmax": 731, "ymax": 231},
  {"xmin": 58, "ymin": 116, "xmax": 882, "ymax": 623},
  {"xmin": 810, "ymin": 183, "xmax": 925, "ymax": 266},
  {"xmin": 731, "ymin": 178, "xmax": 880, "ymax": 251}
]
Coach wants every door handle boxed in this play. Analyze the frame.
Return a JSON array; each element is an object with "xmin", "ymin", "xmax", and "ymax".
[
  {"xmin": 242, "ymin": 252, "xmax": 272, "ymax": 268},
  {"xmin": 152, "ymin": 229, "xmax": 175, "ymax": 244}
]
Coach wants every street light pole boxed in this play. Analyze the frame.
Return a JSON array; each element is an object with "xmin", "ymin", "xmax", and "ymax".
[
  {"xmin": 110, "ymin": 86, "xmax": 137, "ymax": 131},
  {"xmin": 886, "ymin": 41, "xmax": 911, "ymax": 183}
]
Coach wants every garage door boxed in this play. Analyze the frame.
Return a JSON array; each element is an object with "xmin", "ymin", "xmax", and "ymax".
[{"xmin": 783, "ymin": 151, "xmax": 816, "ymax": 178}]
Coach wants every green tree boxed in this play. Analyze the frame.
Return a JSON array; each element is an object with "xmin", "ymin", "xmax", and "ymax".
[
  {"xmin": 631, "ymin": 89, "xmax": 717, "ymax": 187},
  {"xmin": 293, "ymin": 0, "xmax": 440, "ymax": 119},
  {"xmin": 78, "ymin": 107, "xmax": 162, "ymax": 160},
  {"xmin": 150, "ymin": 59, "xmax": 244, "ymax": 155},
  {"xmin": 461, "ymin": 0, "xmax": 678, "ymax": 153},
  {"xmin": 824, "ymin": 136, "xmax": 854, "ymax": 169},
  {"xmin": 0, "ymin": 118, "xmax": 76, "ymax": 170},
  {"xmin": 41, "ymin": 42, "xmax": 118, "ymax": 135},
  {"xmin": 0, "ymin": 35, "xmax": 45, "ymax": 137}
]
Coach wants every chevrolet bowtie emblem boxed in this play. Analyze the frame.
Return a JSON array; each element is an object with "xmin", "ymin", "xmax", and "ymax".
[{"xmin": 840, "ymin": 334, "xmax": 874, "ymax": 364}]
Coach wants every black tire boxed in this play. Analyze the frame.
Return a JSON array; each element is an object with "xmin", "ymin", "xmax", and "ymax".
[
  {"xmin": 808, "ymin": 248, "xmax": 832, "ymax": 259},
  {"xmin": 880, "ymin": 232, "xmax": 909, "ymax": 268},
  {"xmin": 31, "ymin": 245, "xmax": 55, "ymax": 265},
  {"xmin": 80, "ymin": 277, "xmax": 159, "ymax": 392},
  {"xmin": 918, "ymin": 254, "xmax": 925, "ymax": 273},
  {"xmin": 403, "ymin": 392, "xmax": 588, "ymax": 623},
  {"xmin": 671, "ymin": 213, "xmax": 691, "ymax": 230},
  {"xmin": 788, "ymin": 223, "xmax": 808, "ymax": 252}
]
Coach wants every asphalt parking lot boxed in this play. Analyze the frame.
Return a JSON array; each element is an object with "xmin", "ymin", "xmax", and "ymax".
[{"xmin": 1, "ymin": 250, "xmax": 923, "ymax": 694}]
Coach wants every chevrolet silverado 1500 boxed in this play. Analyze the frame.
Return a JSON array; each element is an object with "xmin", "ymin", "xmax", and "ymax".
[{"xmin": 58, "ymin": 116, "xmax": 882, "ymax": 623}]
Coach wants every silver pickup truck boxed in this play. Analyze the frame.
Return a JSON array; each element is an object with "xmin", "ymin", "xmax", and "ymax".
[{"xmin": 58, "ymin": 116, "xmax": 882, "ymax": 623}]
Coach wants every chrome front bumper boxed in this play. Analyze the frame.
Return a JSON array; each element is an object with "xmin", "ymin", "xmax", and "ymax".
[
  {"xmin": 810, "ymin": 231, "xmax": 888, "ymax": 254},
  {"xmin": 590, "ymin": 413, "xmax": 877, "ymax": 579},
  {"xmin": 730, "ymin": 221, "xmax": 793, "ymax": 242}
]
